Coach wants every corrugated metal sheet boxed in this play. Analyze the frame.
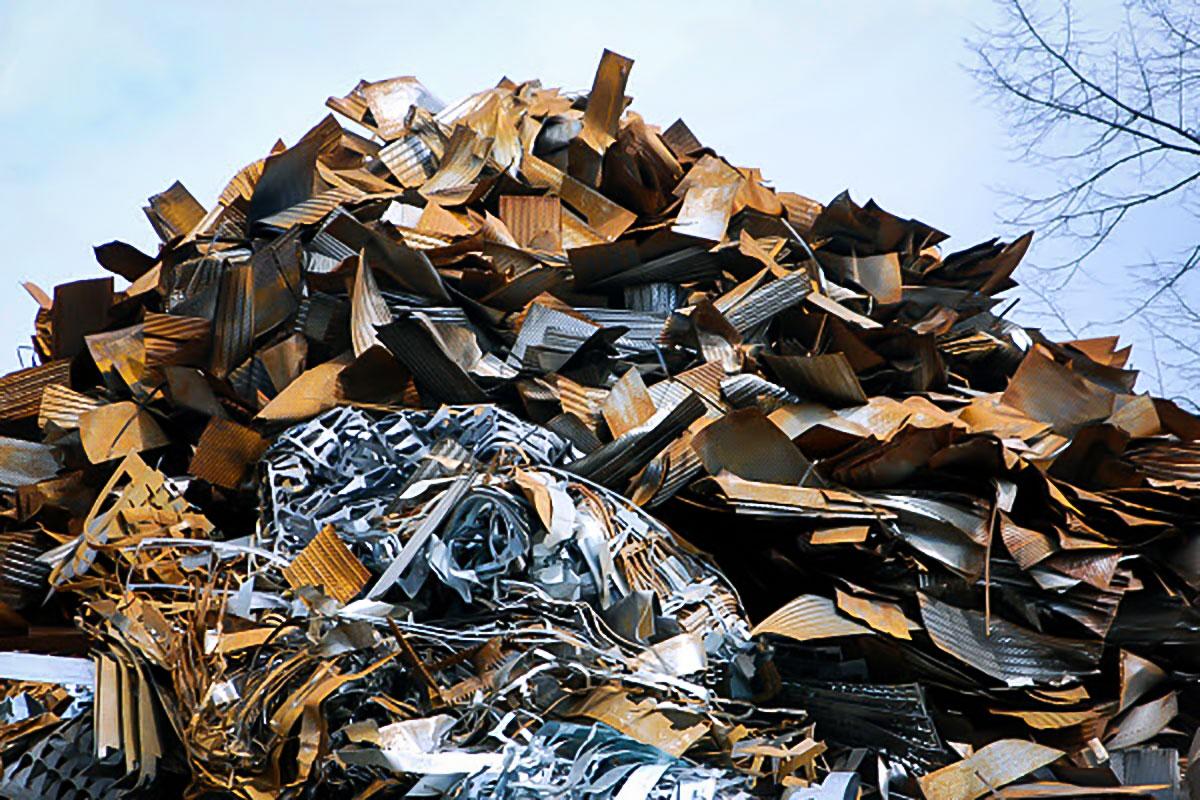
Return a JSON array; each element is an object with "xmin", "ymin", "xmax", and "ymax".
[
  {"xmin": 350, "ymin": 258, "xmax": 393, "ymax": 357},
  {"xmin": 210, "ymin": 264, "xmax": 254, "ymax": 379},
  {"xmin": 498, "ymin": 195, "xmax": 563, "ymax": 251},
  {"xmin": 256, "ymin": 187, "xmax": 363, "ymax": 230},
  {"xmin": 308, "ymin": 209, "xmax": 360, "ymax": 263},
  {"xmin": 660, "ymin": 119, "xmax": 703, "ymax": 159},
  {"xmin": 674, "ymin": 361, "xmax": 728, "ymax": 408},
  {"xmin": 395, "ymin": 227, "xmax": 454, "ymax": 251},
  {"xmin": 303, "ymin": 251, "xmax": 347, "ymax": 275},
  {"xmin": 188, "ymin": 417, "xmax": 268, "ymax": 490},
  {"xmin": 37, "ymin": 385, "xmax": 101, "ymax": 431},
  {"xmin": 919, "ymin": 593, "xmax": 1102, "ymax": 686},
  {"xmin": 777, "ymin": 191, "xmax": 824, "ymax": 235},
  {"xmin": 384, "ymin": 304, "xmax": 469, "ymax": 328},
  {"xmin": 763, "ymin": 353, "xmax": 867, "ymax": 407},
  {"xmin": 227, "ymin": 354, "xmax": 275, "ymax": 405},
  {"xmin": 750, "ymin": 594, "xmax": 874, "ymax": 641},
  {"xmin": 0, "ymin": 531, "xmax": 51, "ymax": 609},
  {"xmin": 724, "ymin": 270, "xmax": 812, "ymax": 333},
  {"xmin": 144, "ymin": 181, "xmax": 205, "ymax": 242},
  {"xmin": 294, "ymin": 293, "xmax": 350, "ymax": 350},
  {"xmin": 249, "ymin": 226, "xmax": 304, "ymax": 338},
  {"xmin": 544, "ymin": 412, "xmax": 602, "ymax": 453},
  {"xmin": 1124, "ymin": 441, "xmax": 1200, "ymax": 482},
  {"xmin": 646, "ymin": 377, "xmax": 699, "ymax": 414},
  {"xmin": 378, "ymin": 133, "xmax": 439, "ymax": 187},
  {"xmin": 645, "ymin": 437, "xmax": 704, "ymax": 507},
  {"xmin": 0, "ymin": 359, "xmax": 71, "ymax": 422},
  {"xmin": 557, "ymin": 375, "xmax": 606, "ymax": 427},
  {"xmin": 589, "ymin": 246, "xmax": 720, "ymax": 289},
  {"xmin": 508, "ymin": 304, "xmax": 599, "ymax": 372},
  {"xmin": 574, "ymin": 308, "xmax": 666, "ymax": 356},
  {"xmin": 567, "ymin": 392, "xmax": 705, "ymax": 488},
  {"xmin": 325, "ymin": 81, "xmax": 373, "ymax": 128},
  {"xmin": 282, "ymin": 525, "xmax": 370, "ymax": 604},
  {"xmin": 779, "ymin": 680, "xmax": 946, "ymax": 773},
  {"xmin": 375, "ymin": 314, "xmax": 487, "ymax": 404},
  {"xmin": 144, "ymin": 312, "xmax": 211, "ymax": 367},
  {"xmin": 720, "ymin": 374, "xmax": 798, "ymax": 408},
  {"xmin": 419, "ymin": 126, "xmax": 490, "ymax": 201},
  {"xmin": 217, "ymin": 158, "xmax": 265, "ymax": 207},
  {"xmin": 623, "ymin": 283, "xmax": 686, "ymax": 315}
]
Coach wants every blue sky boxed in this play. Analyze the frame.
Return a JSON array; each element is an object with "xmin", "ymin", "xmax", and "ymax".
[{"xmin": 0, "ymin": 1, "xmax": 1184, "ymax": 393}]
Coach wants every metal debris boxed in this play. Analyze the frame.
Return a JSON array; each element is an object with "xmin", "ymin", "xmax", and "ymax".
[{"xmin": 0, "ymin": 48, "xmax": 1196, "ymax": 800}]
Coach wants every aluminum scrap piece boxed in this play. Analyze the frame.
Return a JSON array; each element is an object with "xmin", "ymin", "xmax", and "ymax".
[
  {"xmin": 449, "ymin": 721, "xmax": 754, "ymax": 800},
  {"xmin": 261, "ymin": 405, "xmax": 577, "ymax": 552}
]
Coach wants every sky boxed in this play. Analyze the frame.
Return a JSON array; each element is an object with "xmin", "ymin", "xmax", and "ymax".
[{"xmin": 0, "ymin": 0, "xmax": 1187, "ymax": 394}]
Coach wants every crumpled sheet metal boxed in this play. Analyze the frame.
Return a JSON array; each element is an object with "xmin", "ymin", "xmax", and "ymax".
[{"xmin": 0, "ymin": 46, "xmax": 1196, "ymax": 800}]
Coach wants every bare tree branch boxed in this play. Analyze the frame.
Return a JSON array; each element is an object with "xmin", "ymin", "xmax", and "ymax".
[{"xmin": 970, "ymin": 0, "xmax": 1200, "ymax": 401}]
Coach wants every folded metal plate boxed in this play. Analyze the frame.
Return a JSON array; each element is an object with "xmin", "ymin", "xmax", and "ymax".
[
  {"xmin": 376, "ymin": 314, "xmax": 487, "ymax": 404},
  {"xmin": 282, "ymin": 525, "xmax": 371, "ymax": 604}
]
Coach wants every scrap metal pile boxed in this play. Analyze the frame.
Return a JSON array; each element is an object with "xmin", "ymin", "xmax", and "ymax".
[{"xmin": 0, "ymin": 49, "xmax": 1196, "ymax": 799}]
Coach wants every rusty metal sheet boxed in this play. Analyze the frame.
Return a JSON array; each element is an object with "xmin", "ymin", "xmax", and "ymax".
[
  {"xmin": 37, "ymin": 385, "xmax": 102, "ymax": 432},
  {"xmin": 691, "ymin": 407, "xmax": 812, "ymax": 484},
  {"xmin": 816, "ymin": 251, "xmax": 902, "ymax": 305},
  {"xmin": 751, "ymin": 594, "xmax": 874, "ymax": 642},
  {"xmin": 0, "ymin": 437, "xmax": 60, "ymax": 489},
  {"xmin": 282, "ymin": 525, "xmax": 370, "ymax": 604},
  {"xmin": 143, "ymin": 181, "xmax": 205, "ymax": 242},
  {"xmin": 1001, "ymin": 345, "xmax": 1116, "ymax": 434},
  {"xmin": 209, "ymin": 263, "xmax": 254, "ymax": 379},
  {"xmin": 78, "ymin": 401, "xmax": 169, "ymax": 464},
  {"xmin": 810, "ymin": 526, "xmax": 871, "ymax": 545},
  {"xmin": 600, "ymin": 369, "xmax": 655, "ymax": 438},
  {"xmin": 361, "ymin": 76, "xmax": 442, "ymax": 140},
  {"xmin": 188, "ymin": 418, "xmax": 269, "ymax": 490},
  {"xmin": 918, "ymin": 739, "xmax": 1063, "ymax": 800},
  {"xmin": 835, "ymin": 588, "xmax": 914, "ymax": 639},
  {"xmin": 143, "ymin": 312, "xmax": 211, "ymax": 367},
  {"xmin": 764, "ymin": 353, "xmax": 867, "ymax": 407},
  {"xmin": 578, "ymin": 50, "xmax": 632, "ymax": 156},
  {"xmin": 0, "ymin": 359, "xmax": 71, "ymax": 423},
  {"xmin": 671, "ymin": 155, "xmax": 743, "ymax": 242},
  {"xmin": 498, "ymin": 195, "xmax": 563, "ymax": 252}
]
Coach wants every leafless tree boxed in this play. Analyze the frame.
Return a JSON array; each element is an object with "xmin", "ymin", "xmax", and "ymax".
[{"xmin": 971, "ymin": 0, "xmax": 1200, "ymax": 407}]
